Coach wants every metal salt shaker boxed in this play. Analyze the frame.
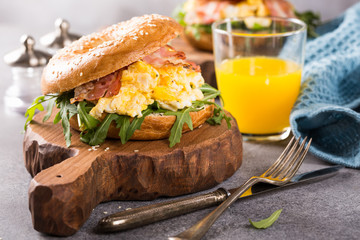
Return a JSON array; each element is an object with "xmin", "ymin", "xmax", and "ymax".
[
  {"xmin": 40, "ymin": 18, "xmax": 81, "ymax": 54},
  {"xmin": 4, "ymin": 35, "xmax": 52, "ymax": 114}
]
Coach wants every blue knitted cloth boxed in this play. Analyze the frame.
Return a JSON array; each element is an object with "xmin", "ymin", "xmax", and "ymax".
[{"xmin": 290, "ymin": 3, "xmax": 360, "ymax": 168}]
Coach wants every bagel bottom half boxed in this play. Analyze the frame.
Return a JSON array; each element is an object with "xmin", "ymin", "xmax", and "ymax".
[{"xmin": 69, "ymin": 104, "xmax": 214, "ymax": 140}]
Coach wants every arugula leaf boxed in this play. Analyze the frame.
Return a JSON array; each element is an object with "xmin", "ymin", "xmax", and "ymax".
[
  {"xmin": 249, "ymin": 209, "xmax": 283, "ymax": 229},
  {"xmin": 125, "ymin": 108, "xmax": 152, "ymax": 142},
  {"xmin": 200, "ymin": 83, "xmax": 220, "ymax": 95},
  {"xmin": 79, "ymin": 107, "xmax": 153, "ymax": 146},
  {"xmin": 88, "ymin": 114, "xmax": 119, "ymax": 146},
  {"xmin": 53, "ymin": 111, "xmax": 61, "ymax": 124},
  {"xmin": 194, "ymin": 24, "xmax": 212, "ymax": 34},
  {"xmin": 42, "ymin": 97, "xmax": 56, "ymax": 122},
  {"xmin": 24, "ymin": 83, "xmax": 230, "ymax": 148},
  {"xmin": 199, "ymin": 83, "xmax": 222, "ymax": 101},
  {"xmin": 57, "ymin": 96, "xmax": 78, "ymax": 147},
  {"xmin": 197, "ymin": 84, "xmax": 232, "ymax": 129},
  {"xmin": 252, "ymin": 22, "xmax": 264, "ymax": 31},
  {"xmin": 115, "ymin": 115, "xmax": 131, "ymax": 144},
  {"xmin": 80, "ymin": 129, "xmax": 94, "ymax": 144},
  {"xmin": 166, "ymin": 107, "xmax": 194, "ymax": 147},
  {"xmin": 77, "ymin": 101, "xmax": 99, "ymax": 130},
  {"xmin": 205, "ymin": 101, "xmax": 232, "ymax": 129},
  {"xmin": 24, "ymin": 96, "xmax": 45, "ymax": 130},
  {"xmin": 207, "ymin": 107, "xmax": 224, "ymax": 125},
  {"xmin": 24, "ymin": 95, "xmax": 58, "ymax": 130}
]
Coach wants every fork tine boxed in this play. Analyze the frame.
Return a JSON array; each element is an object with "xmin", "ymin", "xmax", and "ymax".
[
  {"xmin": 283, "ymin": 138, "xmax": 312, "ymax": 180},
  {"xmin": 264, "ymin": 136, "xmax": 300, "ymax": 177},
  {"xmin": 274, "ymin": 137, "xmax": 308, "ymax": 179},
  {"xmin": 263, "ymin": 136, "xmax": 295, "ymax": 176}
]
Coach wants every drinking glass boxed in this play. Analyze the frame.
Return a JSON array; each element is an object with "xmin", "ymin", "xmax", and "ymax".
[{"xmin": 212, "ymin": 16, "xmax": 306, "ymax": 141}]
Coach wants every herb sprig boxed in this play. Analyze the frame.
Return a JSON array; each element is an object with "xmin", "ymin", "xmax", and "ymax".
[
  {"xmin": 249, "ymin": 209, "xmax": 283, "ymax": 229},
  {"xmin": 24, "ymin": 84, "xmax": 230, "ymax": 147},
  {"xmin": 24, "ymin": 94, "xmax": 57, "ymax": 130}
]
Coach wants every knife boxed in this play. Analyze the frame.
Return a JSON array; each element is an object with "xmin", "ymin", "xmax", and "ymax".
[{"xmin": 96, "ymin": 165, "xmax": 343, "ymax": 233}]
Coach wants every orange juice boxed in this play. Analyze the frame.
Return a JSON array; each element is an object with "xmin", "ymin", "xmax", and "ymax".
[{"xmin": 216, "ymin": 57, "xmax": 301, "ymax": 134}]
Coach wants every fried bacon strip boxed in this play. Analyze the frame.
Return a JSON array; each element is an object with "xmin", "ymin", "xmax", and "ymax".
[
  {"xmin": 70, "ymin": 70, "xmax": 122, "ymax": 104},
  {"xmin": 143, "ymin": 45, "xmax": 201, "ymax": 72}
]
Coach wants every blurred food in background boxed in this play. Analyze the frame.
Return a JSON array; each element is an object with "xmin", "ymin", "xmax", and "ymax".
[{"xmin": 174, "ymin": 0, "xmax": 320, "ymax": 51}]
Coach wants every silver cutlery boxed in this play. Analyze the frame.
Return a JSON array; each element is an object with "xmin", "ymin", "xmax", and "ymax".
[{"xmin": 169, "ymin": 136, "xmax": 312, "ymax": 240}]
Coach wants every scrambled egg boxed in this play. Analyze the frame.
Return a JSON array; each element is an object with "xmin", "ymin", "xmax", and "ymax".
[{"xmin": 90, "ymin": 61, "xmax": 204, "ymax": 118}]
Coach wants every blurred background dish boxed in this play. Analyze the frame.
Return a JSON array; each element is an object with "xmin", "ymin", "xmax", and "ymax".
[
  {"xmin": 0, "ymin": 0, "xmax": 357, "ymax": 55},
  {"xmin": 174, "ymin": 0, "xmax": 297, "ymax": 51},
  {"xmin": 173, "ymin": 0, "xmax": 358, "ymax": 51}
]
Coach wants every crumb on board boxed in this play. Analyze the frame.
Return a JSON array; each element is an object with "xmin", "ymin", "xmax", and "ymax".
[
  {"xmin": 88, "ymin": 145, "xmax": 101, "ymax": 151},
  {"xmin": 105, "ymin": 147, "xmax": 110, "ymax": 151}
]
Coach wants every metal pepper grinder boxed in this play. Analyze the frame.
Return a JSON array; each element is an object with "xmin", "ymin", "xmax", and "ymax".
[
  {"xmin": 3, "ymin": 35, "xmax": 52, "ymax": 114},
  {"xmin": 40, "ymin": 18, "xmax": 81, "ymax": 54}
]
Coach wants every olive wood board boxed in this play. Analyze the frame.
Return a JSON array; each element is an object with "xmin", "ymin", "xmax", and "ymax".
[{"xmin": 23, "ymin": 110, "xmax": 243, "ymax": 236}]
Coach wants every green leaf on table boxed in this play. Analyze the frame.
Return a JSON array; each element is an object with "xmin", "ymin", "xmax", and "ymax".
[{"xmin": 249, "ymin": 209, "xmax": 283, "ymax": 229}]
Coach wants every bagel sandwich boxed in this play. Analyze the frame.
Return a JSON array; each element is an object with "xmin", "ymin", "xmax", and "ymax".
[
  {"xmin": 174, "ymin": 0, "xmax": 320, "ymax": 51},
  {"xmin": 24, "ymin": 14, "xmax": 231, "ymax": 147}
]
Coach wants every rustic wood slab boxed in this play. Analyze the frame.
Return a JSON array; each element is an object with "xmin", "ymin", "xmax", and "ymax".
[{"xmin": 24, "ymin": 111, "xmax": 242, "ymax": 236}]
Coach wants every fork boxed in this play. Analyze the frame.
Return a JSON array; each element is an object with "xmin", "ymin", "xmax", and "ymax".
[{"xmin": 169, "ymin": 136, "xmax": 312, "ymax": 240}]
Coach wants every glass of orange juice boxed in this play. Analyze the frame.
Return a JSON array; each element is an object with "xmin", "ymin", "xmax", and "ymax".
[{"xmin": 212, "ymin": 17, "xmax": 306, "ymax": 141}]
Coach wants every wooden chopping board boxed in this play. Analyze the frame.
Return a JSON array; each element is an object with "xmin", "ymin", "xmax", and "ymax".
[{"xmin": 23, "ymin": 110, "xmax": 243, "ymax": 236}]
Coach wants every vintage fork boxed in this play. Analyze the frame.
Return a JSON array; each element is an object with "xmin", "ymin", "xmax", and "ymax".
[{"xmin": 169, "ymin": 136, "xmax": 312, "ymax": 240}]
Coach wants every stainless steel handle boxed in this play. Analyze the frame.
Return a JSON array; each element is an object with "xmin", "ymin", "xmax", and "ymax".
[{"xmin": 96, "ymin": 188, "xmax": 229, "ymax": 233}]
